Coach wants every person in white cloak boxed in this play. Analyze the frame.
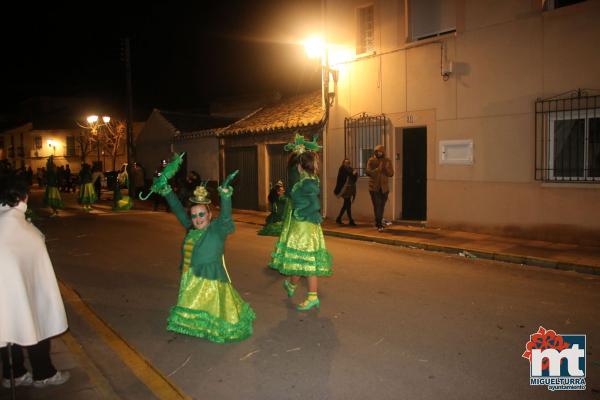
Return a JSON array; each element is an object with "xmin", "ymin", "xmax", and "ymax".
[{"xmin": 0, "ymin": 175, "xmax": 70, "ymax": 388}]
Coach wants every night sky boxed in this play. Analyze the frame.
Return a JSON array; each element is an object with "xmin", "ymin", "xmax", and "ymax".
[{"xmin": 0, "ymin": 1, "xmax": 322, "ymax": 119}]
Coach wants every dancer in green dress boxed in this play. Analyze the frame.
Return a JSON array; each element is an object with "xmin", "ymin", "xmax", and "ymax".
[
  {"xmin": 43, "ymin": 156, "xmax": 63, "ymax": 216},
  {"xmin": 258, "ymin": 181, "xmax": 288, "ymax": 236},
  {"xmin": 112, "ymin": 174, "xmax": 132, "ymax": 211},
  {"xmin": 153, "ymin": 159, "xmax": 255, "ymax": 343},
  {"xmin": 78, "ymin": 163, "xmax": 97, "ymax": 211},
  {"xmin": 269, "ymin": 135, "xmax": 333, "ymax": 311}
]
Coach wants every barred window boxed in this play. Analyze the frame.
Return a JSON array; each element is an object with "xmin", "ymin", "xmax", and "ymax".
[
  {"xmin": 345, "ymin": 113, "xmax": 386, "ymax": 177},
  {"xmin": 535, "ymin": 90, "xmax": 600, "ymax": 182},
  {"xmin": 34, "ymin": 136, "xmax": 42, "ymax": 149}
]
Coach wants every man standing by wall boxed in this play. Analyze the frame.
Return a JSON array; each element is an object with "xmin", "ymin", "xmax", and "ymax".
[{"xmin": 366, "ymin": 144, "xmax": 394, "ymax": 232}]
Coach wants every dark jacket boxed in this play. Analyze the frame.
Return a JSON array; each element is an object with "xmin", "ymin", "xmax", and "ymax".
[{"xmin": 334, "ymin": 165, "xmax": 357, "ymax": 200}]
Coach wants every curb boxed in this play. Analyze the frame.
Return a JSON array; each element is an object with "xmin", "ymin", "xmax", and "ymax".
[
  {"xmin": 232, "ymin": 217, "xmax": 600, "ymax": 276},
  {"xmin": 322, "ymin": 229, "xmax": 600, "ymax": 276}
]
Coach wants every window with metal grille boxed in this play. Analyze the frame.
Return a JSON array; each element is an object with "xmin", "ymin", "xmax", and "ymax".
[
  {"xmin": 66, "ymin": 135, "xmax": 76, "ymax": 157},
  {"xmin": 357, "ymin": 5, "xmax": 374, "ymax": 55},
  {"xmin": 345, "ymin": 113, "xmax": 386, "ymax": 177},
  {"xmin": 34, "ymin": 136, "xmax": 42, "ymax": 149},
  {"xmin": 535, "ymin": 89, "xmax": 600, "ymax": 182}
]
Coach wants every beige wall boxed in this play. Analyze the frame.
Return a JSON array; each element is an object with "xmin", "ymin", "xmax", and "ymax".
[
  {"xmin": 173, "ymin": 137, "xmax": 220, "ymax": 181},
  {"xmin": 325, "ymin": 0, "xmax": 600, "ymax": 244}
]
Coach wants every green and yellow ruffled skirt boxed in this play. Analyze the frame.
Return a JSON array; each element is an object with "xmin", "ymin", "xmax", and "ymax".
[
  {"xmin": 113, "ymin": 195, "xmax": 133, "ymax": 211},
  {"xmin": 44, "ymin": 186, "xmax": 64, "ymax": 210},
  {"xmin": 79, "ymin": 183, "xmax": 97, "ymax": 205},
  {"xmin": 167, "ymin": 269, "xmax": 255, "ymax": 343},
  {"xmin": 269, "ymin": 216, "xmax": 333, "ymax": 277}
]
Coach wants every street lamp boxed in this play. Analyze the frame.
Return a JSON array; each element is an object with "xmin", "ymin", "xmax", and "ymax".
[
  {"xmin": 303, "ymin": 36, "xmax": 337, "ymax": 111},
  {"xmin": 86, "ymin": 115, "xmax": 110, "ymax": 169},
  {"xmin": 303, "ymin": 35, "xmax": 338, "ymax": 218},
  {"xmin": 47, "ymin": 139, "xmax": 56, "ymax": 155}
]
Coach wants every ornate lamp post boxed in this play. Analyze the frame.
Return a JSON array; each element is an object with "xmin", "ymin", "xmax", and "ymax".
[{"xmin": 86, "ymin": 115, "xmax": 110, "ymax": 169}]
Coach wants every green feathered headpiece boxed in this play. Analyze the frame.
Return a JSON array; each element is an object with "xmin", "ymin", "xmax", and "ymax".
[{"xmin": 284, "ymin": 134, "xmax": 321, "ymax": 154}]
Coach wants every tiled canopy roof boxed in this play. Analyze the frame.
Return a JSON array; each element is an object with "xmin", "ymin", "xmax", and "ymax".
[{"xmin": 219, "ymin": 91, "xmax": 324, "ymax": 137}]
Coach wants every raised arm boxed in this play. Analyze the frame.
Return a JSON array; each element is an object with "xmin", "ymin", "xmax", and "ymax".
[
  {"xmin": 214, "ymin": 185, "xmax": 235, "ymax": 236},
  {"xmin": 164, "ymin": 189, "xmax": 192, "ymax": 229},
  {"xmin": 213, "ymin": 170, "xmax": 238, "ymax": 236}
]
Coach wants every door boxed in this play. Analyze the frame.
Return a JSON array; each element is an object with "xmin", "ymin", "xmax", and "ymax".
[
  {"xmin": 402, "ymin": 127, "xmax": 427, "ymax": 220},
  {"xmin": 268, "ymin": 143, "xmax": 288, "ymax": 190},
  {"xmin": 224, "ymin": 146, "xmax": 258, "ymax": 210}
]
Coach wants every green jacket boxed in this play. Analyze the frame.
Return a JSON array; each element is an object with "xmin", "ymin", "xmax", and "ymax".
[
  {"xmin": 165, "ymin": 189, "xmax": 234, "ymax": 281},
  {"xmin": 291, "ymin": 175, "xmax": 322, "ymax": 224}
]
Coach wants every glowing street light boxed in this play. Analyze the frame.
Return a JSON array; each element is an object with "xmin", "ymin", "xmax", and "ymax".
[
  {"xmin": 47, "ymin": 139, "xmax": 57, "ymax": 155},
  {"xmin": 303, "ymin": 36, "xmax": 325, "ymax": 60},
  {"xmin": 84, "ymin": 114, "xmax": 111, "ymax": 165}
]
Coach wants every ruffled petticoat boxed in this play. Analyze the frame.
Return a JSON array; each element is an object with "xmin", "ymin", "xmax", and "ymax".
[
  {"xmin": 269, "ymin": 205, "xmax": 332, "ymax": 277},
  {"xmin": 79, "ymin": 183, "xmax": 97, "ymax": 205},
  {"xmin": 167, "ymin": 269, "xmax": 255, "ymax": 343},
  {"xmin": 44, "ymin": 186, "xmax": 64, "ymax": 209}
]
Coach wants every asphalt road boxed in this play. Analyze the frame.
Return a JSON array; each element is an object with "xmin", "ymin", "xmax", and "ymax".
[{"xmin": 37, "ymin": 205, "xmax": 600, "ymax": 400}]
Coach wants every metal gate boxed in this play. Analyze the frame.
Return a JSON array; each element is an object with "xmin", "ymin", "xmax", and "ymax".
[
  {"xmin": 224, "ymin": 146, "xmax": 258, "ymax": 210},
  {"xmin": 268, "ymin": 143, "xmax": 288, "ymax": 190}
]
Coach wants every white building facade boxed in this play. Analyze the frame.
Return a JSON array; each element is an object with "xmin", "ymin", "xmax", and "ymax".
[{"xmin": 323, "ymin": 0, "xmax": 600, "ymax": 245}]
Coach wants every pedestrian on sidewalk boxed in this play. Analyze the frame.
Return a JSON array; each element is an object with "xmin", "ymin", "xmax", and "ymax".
[
  {"xmin": 365, "ymin": 144, "xmax": 394, "ymax": 232},
  {"xmin": 78, "ymin": 163, "xmax": 97, "ymax": 212},
  {"xmin": 334, "ymin": 158, "xmax": 357, "ymax": 226},
  {"xmin": 0, "ymin": 174, "xmax": 70, "ymax": 389},
  {"xmin": 43, "ymin": 156, "xmax": 63, "ymax": 217},
  {"xmin": 269, "ymin": 135, "xmax": 333, "ymax": 311},
  {"xmin": 153, "ymin": 160, "xmax": 255, "ymax": 343}
]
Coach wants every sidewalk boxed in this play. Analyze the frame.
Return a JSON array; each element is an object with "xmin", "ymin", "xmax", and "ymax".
[{"xmin": 232, "ymin": 208, "xmax": 600, "ymax": 276}]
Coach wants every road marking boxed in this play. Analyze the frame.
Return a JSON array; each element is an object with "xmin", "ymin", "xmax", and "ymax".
[
  {"xmin": 60, "ymin": 331, "xmax": 121, "ymax": 399},
  {"xmin": 59, "ymin": 281, "xmax": 191, "ymax": 400}
]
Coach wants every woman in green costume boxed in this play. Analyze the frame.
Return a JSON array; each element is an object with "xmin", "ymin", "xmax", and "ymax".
[
  {"xmin": 269, "ymin": 135, "xmax": 333, "ymax": 311},
  {"xmin": 78, "ymin": 163, "xmax": 97, "ymax": 211},
  {"xmin": 156, "ymin": 169, "xmax": 255, "ymax": 343},
  {"xmin": 258, "ymin": 181, "xmax": 288, "ymax": 236},
  {"xmin": 43, "ymin": 156, "xmax": 63, "ymax": 216},
  {"xmin": 112, "ymin": 173, "xmax": 132, "ymax": 211}
]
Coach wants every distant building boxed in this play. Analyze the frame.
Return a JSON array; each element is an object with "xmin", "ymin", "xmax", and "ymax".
[{"xmin": 0, "ymin": 97, "xmax": 143, "ymax": 172}]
